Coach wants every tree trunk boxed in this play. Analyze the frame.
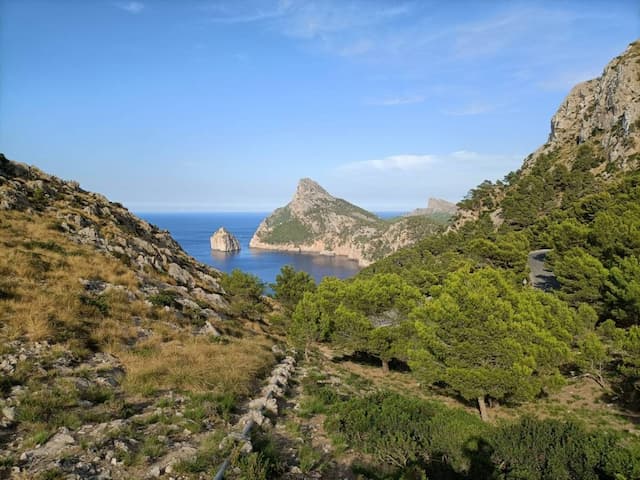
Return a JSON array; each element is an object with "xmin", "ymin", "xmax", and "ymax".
[
  {"xmin": 381, "ymin": 359, "xmax": 389, "ymax": 373},
  {"xmin": 478, "ymin": 395, "xmax": 489, "ymax": 422}
]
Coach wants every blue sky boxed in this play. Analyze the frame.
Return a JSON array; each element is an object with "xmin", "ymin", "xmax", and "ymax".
[{"xmin": 1, "ymin": 1, "xmax": 638, "ymax": 211}]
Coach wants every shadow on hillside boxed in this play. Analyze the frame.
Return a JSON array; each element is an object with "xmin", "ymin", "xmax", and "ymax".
[
  {"xmin": 331, "ymin": 351, "xmax": 411, "ymax": 372},
  {"xmin": 349, "ymin": 438, "xmax": 498, "ymax": 480}
]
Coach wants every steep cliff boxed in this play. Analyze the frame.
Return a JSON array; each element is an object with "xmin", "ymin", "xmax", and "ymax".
[
  {"xmin": 250, "ymin": 178, "xmax": 445, "ymax": 266},
  {"xmin": 455, "ymin": 40, "xmax": 640, "ymax": 229}
]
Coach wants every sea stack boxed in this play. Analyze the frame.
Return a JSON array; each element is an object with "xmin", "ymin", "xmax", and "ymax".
[{"xmin": 210, "ymin": 227, "xmax": 241, "ymax": 252}]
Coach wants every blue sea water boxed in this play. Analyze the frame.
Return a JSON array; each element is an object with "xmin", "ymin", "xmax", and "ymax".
[{"xmin": 137, "ymin": 212, "xmax": 402, "ymax": 285}]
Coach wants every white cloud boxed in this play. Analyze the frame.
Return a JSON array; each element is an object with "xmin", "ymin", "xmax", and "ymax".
[
  {"xmin": 116, "ymin": 2, "xmax": 144, "ymax": 14},
  {"xmin": 366, "ymin": 95, "xmax": 425, "ymax": 106},
  {"xmin": 338, "ymin": 151, "xmax": 523, "ymax": 174},
  {"xmin": 338, "ymin": 154, "xmax": 436, "ymax": 172}
]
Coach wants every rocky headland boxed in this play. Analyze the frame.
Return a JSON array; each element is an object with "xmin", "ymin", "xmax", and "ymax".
[{"xmin": 249, "ymin": 178, "xmax": 448, "ymax": 266}]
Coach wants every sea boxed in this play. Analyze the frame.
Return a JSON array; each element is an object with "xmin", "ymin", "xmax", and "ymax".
[{"xmin": 138, "ymin": 212, "xmax": 403, "ymax": 285}]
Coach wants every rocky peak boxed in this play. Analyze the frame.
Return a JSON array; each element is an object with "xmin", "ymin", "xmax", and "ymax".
[
  {"xmin": 531, "ymin": 40, "xmax": 640, "ymax": 169},
  {"xmin": 210, "ymin": 227, "xmax": 241, "ymax": 252},
  {"xmin": 293, "ymin": 178, "xmax": 332, "ymax": 202}
]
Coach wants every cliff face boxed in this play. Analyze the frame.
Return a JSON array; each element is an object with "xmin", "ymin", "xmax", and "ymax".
[
  {"xmin": 210, "ymin": 227, "xmax": 241, "ymax": 252},
  {"xmin": 250, "ymin": 179, "xmax": 445, "ymax": 266},
  {"xmin": 454, "ymin": 40, "xmax": 640, "ymax": 229},
  {"xmin": 542, "ymin": 42, "xmax": 640, "ymax": 168}
]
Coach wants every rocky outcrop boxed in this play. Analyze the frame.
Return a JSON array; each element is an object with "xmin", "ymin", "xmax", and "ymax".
[
  {"xmin": 250, "ymin": 178, "xmax": 445, "ymax": 266},
  {"xmin": 539, "ymin": 41, "xmax": 640, "ymax": 169},
  {"xmin": 405, "ymin": 198, "xmax": 458, "ymax": 217},
  {"xmin": 210, "ymin": 227, "xmax": 241, "ymax": 252},
  {"xmin": 0, "ymin": 155, "xmax": 282, "ymax": 480},
  {"xmin": 0, "ymin": 153, "xmax": 226, "ymax": 299},
  {"xmin": 454, "ymin": 40, "xmax": 640, "ymax": 229}
]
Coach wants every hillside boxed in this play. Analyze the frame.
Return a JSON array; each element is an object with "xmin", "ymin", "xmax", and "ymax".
[
  {"xmin": 278, "ymin": 41, "xmax": 640, "ymax": 479},
  {"xmin": 455, "ymin": 40, "xmax": 640, "ymax": 229},
  {"xmin": 0, "ymin": 154, "xmax": 279, "ymax": 479},
  {"xmin": 250, "ymin": 178, "xmax": 447, "ymax": 266}
]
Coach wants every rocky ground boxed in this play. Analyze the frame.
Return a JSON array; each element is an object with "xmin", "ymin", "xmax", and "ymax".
[{"xmin": 0, "ymin": 155, "xmax": 282, "ymax": 479}]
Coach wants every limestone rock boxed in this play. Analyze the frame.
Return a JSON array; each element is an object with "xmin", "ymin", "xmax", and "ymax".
[
  {"xmin": 167, "ymin": 263, "xmax": 194, "ymax": 287},
  {"xmin": 249, "ymin": 178, "xmax": 444, "ymax": 266},
  {"xmin": 454, "ymin": 40, "xmax": 640, "ymax": 229},
  {"xmin": 210, "ymin": 227, "xmax": 241, "ymax": 252},
  {"xmin": 541, "ymin": 42, "xmax": 640, "ymax": 167}
]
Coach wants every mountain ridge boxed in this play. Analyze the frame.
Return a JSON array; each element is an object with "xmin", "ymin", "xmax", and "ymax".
[{"xmin": 250, "ymin": 179, "xmax": 448, "ymax": 266}]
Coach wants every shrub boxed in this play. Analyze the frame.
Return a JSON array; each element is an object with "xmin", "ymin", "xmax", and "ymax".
[
  {"xmin": 491, "ymin": 416, "xmax": 640, "ymax": 480},
  {"xmin": 148, "ymin": 290, "xmax": 179, "ymax": 308}
]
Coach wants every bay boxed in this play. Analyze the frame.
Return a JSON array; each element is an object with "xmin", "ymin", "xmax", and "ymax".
[{"xmin": 138, "ymin": 212, "xmax": 404, "ymax": 284}]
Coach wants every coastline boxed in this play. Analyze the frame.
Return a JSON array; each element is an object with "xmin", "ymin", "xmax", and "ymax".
[{"xmin": 248, "ymin": 238, "xmax": 372, "ymax": 267}]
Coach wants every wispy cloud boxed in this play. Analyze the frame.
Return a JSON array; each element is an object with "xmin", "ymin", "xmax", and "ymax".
[
  {"xmin": 116, "ymin": 2, "xmax": 144, "ymax": 14},
  {"xmin": 338, "ymin": 154, "xmax": 436, "ymax": 173},
  {"xmin": 366, "ymin": 95, "xmax": 425, "ymax": 107},
  {"xmin": 202, "ymin": 1, "xmax": 413, "ymax": 39},
  {"xmin": 338, "ymin": 151, "xmax": 522, "ymax": 174},
  {"xmin": 443, "ymin": 101, "xmax": 496, "ymax": 116},
  {"xmin": 203, "ymin": 1, "xmax": 291, "ymax": 24}
]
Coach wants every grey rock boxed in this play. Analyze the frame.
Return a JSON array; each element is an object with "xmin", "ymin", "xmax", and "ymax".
[
  {"xmin": 167, "ymin": 263, "xmax": 194, "ymax": 287},
  {"xmin": 210, "ymin": 227, "xmax": 241, "ymax": 252},
  {"xmin": 1, "ymin": 406, "xmax": 15, "ymax": 422}
]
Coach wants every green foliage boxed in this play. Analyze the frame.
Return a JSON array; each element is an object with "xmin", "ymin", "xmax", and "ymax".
[
  {"xmin": 288, "ymin": 291, "xmax": 326, "ymax": 358},
  {"xmin": 325, "ymin": 392, "xmax": 487, "ymax": 473},
  {"xmin": 458, "ymin": 179, "xmax": 500, "ymax": 211},
  {"xmin": 271, "ymin": 265, "xmax": 316, "ymax": 311},
  {"xmin": 259, "ymin": 207, "xmax": 314, "ymax": 244},
  {"xmin": 409, "ymin": 268, "xmax": 576, "ymax": 408},
  {"xmin": 148, "ymin": 290, "xmax": 179, "ymax": 308},
  {"xmin": 552, "ymin": 248, "xmax": 609, "ymax": 310},
  {"xmin": 618, "ymin": 326, "xmax": 640, "ymax": 394},
  {"xmin": 220, "ymin": 269, "xmax": 265, "ymax": 319},
  {"xmin": 491, "ymin": 416, "xmax": 640, "ymax": 480},
  {"xmin": 79, "ymin": 293, "xmax": 110, "ymax": 316},
  {"xmin": 606, "ymin": 255, "xmax": 640, "ymax": 327},
  {"xmin": 287, "ymin": 273, "xmax": 422, "ymax": 366}
]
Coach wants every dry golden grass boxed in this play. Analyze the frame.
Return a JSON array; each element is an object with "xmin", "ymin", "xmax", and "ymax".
[
  {"xmin": 119, "ymin": 335, "xmax": 275, "ymax": 397},
  {"xmin": 0, "ymin": 211, "xmax": 137, "ymax": 346},
  {"xmin": 1, "ymin": 208, "xmax": 276, "ymax": 407}
]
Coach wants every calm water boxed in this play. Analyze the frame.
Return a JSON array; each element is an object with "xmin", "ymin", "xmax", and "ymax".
[{"xmin": 137, "ymin": 212, "xmax": 403, "ymax": 284}]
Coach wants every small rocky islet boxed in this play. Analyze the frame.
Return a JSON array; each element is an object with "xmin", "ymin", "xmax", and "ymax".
[{"xmin": 209, "ymin": 226, "xmax": 241, "ymax": 252}]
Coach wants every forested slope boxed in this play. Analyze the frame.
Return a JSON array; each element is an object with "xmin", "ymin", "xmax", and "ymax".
[{"xmin": 278, "ymin": 41, "xmax": 640, "ymax": 479}]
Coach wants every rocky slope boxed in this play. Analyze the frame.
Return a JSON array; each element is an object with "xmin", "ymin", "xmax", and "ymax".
[
  {"xmin": 210, "ymin": 227, "xmax": 240, "ymax": 252},
  {"xmin": 454, "ymin": 40, "xmax": 640, "ymax": 228},
  {"xmin": 0, "ymin": 154, "xmax": 279, "ymax": 479},
  {"xmin": 250, "ymin": 178, "xmax": 446, "ymax": 266}
]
